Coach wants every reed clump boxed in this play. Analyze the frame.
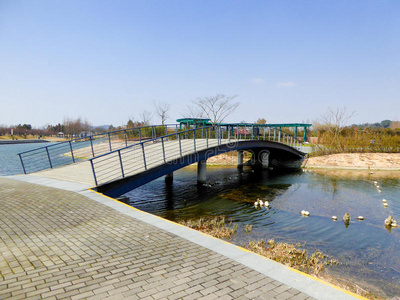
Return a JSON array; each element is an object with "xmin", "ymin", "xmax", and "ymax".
[
  {"xmin": 178, "ymin": 216, "xmax": 238, "ymax": 239},
  {"xmin": 244, "ymin": 224, "xmax": 253, "ymax": 233},
  {"xmin": 311, "ymin": 127, "xmax": 400, "ymax": 156},
  {"xmin": 244, "ymin": 239, "xmax": 338, "ymax": 276}
]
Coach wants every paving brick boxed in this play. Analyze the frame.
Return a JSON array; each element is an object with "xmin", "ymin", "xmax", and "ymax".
[
  {"xmin": 136, "ymin": 287, "xmax": 159, "ymax": 298},
  {"xmin": 0, "ymin": 178, "xmax": 341, "ymax": 300}
]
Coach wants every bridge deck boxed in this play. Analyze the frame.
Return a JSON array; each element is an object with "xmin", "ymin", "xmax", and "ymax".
[
  {"xmin": 31, "ymin": 137, "xmax": 308, "ymax": 188},
  {"xmin": 0, "ymin": 176, "xmax": 360, "ymax": 300},
  {"xmin": 31, "ymin": 139, "xmax": 224, "ymax": 186}
]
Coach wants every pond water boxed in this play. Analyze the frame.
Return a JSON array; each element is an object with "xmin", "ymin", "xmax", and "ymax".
[
  {"xmin": 124, "ymin": 166, "xmax": 400, "ymax": 298},
  {"xmin": 0, "ymin": 142, "xmax": 54, "ymax": 175},
  {"xmin": 1, "ymin": 144, "xmax": 399, "ymax": 297}
]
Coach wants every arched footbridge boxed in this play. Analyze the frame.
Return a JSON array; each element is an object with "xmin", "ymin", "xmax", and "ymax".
[{"xmin": 18, "ymin": 123, "xmax": 311, "ymax": 197}]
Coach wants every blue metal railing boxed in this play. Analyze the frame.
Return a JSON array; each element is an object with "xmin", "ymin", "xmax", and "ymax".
[
  {"xmin": 18, "ymin": 123, "xmax": 306, "ymax": 177},
  {"xmin": 89, "ymin": 125, "xmax": 305, "ymax": 186},
  {"xmin": 18, "ymin": 124, "xmax": 179, "ymax": 174}
]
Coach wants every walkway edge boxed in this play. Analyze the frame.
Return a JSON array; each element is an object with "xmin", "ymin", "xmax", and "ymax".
[{"xmin": 7, "ymin": 174, "xmax": 363, "ymax": 300}]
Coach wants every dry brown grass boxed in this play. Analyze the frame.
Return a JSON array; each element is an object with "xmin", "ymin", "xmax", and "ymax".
[
  {"xmin": 178, "ymin": 216, "xmax": 238, "ymax": 239},
  {"xmin": 244, "ymin": 239, "xmax": 338, "ymax": 276}
]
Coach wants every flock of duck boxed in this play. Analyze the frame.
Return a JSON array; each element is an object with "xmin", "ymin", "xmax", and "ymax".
[
  {"xmin": 254, "ymin": 198, "xmax": 270, "ymax": 208},
  {"xmin": 253, "ymin": 177, "xmax": 398, "ymax": 229},
  {"xmin": 373, "ymin": 180, "xmax": 398, "ymax": 228}
]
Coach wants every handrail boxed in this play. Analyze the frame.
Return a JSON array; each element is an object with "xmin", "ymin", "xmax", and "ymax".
[
  {"xmin": 18, "ymin": 124, "xmax": 180, "ymax": 174},
  {"xmin": 89, "ymin": 125, "xmax": 305, "ymax": 186},
  {"xmin": 18, "ymin": 122, "xmax": 306, "ymax": 176},
  {"xmin": 17, "ymin": 123, "xmax": 177, "ymax": 155},
  {"xmin": 88, "ymin": 126, "xmax": 213, "ymax": 160}
]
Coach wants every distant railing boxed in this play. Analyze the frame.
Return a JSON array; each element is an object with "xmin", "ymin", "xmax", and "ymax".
[
  {"xmin": 89, "ymin": 125, "xmax": 305, "ymax": 186},
  {"xmin": 18, "ymin": 124, "xmax": 180, "ymax": 174}
]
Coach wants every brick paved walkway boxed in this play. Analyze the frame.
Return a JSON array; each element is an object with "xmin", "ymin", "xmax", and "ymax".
[{"xmin": 0, "ymin": 177, "xmax": 359, "ymax": 300}]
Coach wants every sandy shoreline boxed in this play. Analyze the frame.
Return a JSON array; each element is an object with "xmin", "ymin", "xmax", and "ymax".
[
  {"xmin": 303, "ymin": 153, "xmax": 400, "ymax": 170},
  {"xmin": 208, "ymin": 152, "xmax": 400, "ymax": 170}
]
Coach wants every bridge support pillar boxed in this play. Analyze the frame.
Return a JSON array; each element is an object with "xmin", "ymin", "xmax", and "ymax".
[
  {"xmin": 237, "ymin": 150, "xmax": 244, "ymax": 168},
  {"xmin": 260, "ymin": 151, "xmax": 270, "ymax": 169},
  {"xmin": 165, "ymin": 172, "xmax": 173, "ymax": 184},
  {"xmin": 197, "ymin": 160, "xmax": 207, "ymax": 184}
]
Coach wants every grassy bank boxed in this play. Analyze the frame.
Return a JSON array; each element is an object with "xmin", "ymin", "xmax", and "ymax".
[{"xmin": 311, "ymin": 128, "xmax": 400, "ymax": 156}]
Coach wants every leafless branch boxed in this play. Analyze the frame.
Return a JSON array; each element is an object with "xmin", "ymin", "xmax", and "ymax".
[
  {"xmin": 153, "ymin": 101, "xmax": 170, "ymax": 125},
  {"xmin": 140, "ymin": 110, "xmax": 153, "ymax": 126},
  {"xmin": 190, "ymin": 94, "xmax": 239, "ymax": 124}
]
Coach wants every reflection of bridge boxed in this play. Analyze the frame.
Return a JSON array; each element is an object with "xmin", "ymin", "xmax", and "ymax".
[{"xmin": 18, "ymin": 123, "xmax": 311, "ymax": 197}]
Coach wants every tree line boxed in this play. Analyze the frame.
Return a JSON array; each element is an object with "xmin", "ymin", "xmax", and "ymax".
[{"xmin": 0, "ymin": 94, "xmax": 240, "ymax": 139}]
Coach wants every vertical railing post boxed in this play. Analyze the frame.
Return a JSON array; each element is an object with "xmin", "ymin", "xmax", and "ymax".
[
  {"xmin": 178, "ymin": 133, "xmax": 182, "ymax": 157},
  {"xmin": 46, "ymin": 147, "xmax": 53, "ymax": 169},
  {"xmin": 69, "ymin": 141, "xmax": 75, "ymax": 163},
  {"xmin": 124, "ymin": 130, "xmax": 128, "ymax": 147},
  {"xmin": 89, "ymin": 136, "xmax": 95, "ymax": 157},
  {"xmin": 18, "ymin": 154, "xmax": 27, "ymax": 174},
  {"xmin": 206, "ymin": 127, "xmax": 209, "ymax": 148},
  {"xmin": 193, "ymin": 129, "xmax": 196, "ymax": 151},
  {"xmin": 108, "ymin": 132, "xmax": 112, "ymax": 152},
  {"xmin": 141, "ymin": 143, "xmax": 147, "ymax": 170},
  {"xmin": 90, "ymin": 159, "xmax": 98, "ymax": 186},
  {"xmin": 162, "ymin": 137, "xmax": 166, "ymax": 163},
  {"xmin": 118, "ymin": 150, "xmax": 125, "ymax": 178}
]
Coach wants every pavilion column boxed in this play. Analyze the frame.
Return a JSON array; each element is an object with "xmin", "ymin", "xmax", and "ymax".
[
  {"xmin": 278, "ymin": 127, "xmax": 281, "ymax": 142},
  {"xmin": 197, "ymin": 160, "xmax": 207, "ymax": 184},
  {"xmin": 303, "ymin": 127, "xmax": 307, "ymax": 142}
]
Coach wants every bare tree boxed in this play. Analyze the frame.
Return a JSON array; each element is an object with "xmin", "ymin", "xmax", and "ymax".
[
  {"xmin": 63, "ymin": 116, "xmax": 92, "ymax": 137},
  {"xmin": 321, "ymin": 107, "xmax": 355, "ymax": 146},
  {"xmin": 181, "ymin": 105, "xmax": 205, "ymax": 119},
  {"xmin": 153, "ymin": 101, "xmax": 170, "ymax": 125},
  {"xmin": 190, "ymin": 94, "xmax": 239, "ymax": 124},
  {"xmin": 82, "ymin": 118, "xmax": 92, "ymax": 135},
  {"xmin": 140, "ymin": 110, "xmax": 153, "ymax": 126}
]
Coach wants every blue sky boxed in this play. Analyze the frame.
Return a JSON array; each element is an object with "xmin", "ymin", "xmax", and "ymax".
[{"xmin": 1, "ymin": 0, "xmax": 399, "ymax": 128}]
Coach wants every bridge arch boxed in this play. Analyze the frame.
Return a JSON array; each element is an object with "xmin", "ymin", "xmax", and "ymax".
[{"xmin": 96, "ymin": 140, "xmax": 305, "ymax": 198}]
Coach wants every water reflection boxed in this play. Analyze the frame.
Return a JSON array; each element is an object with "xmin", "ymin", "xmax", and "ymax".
[{"xmin": 125, "ymin": 167, "xmax": 400, "ymax": 298}]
